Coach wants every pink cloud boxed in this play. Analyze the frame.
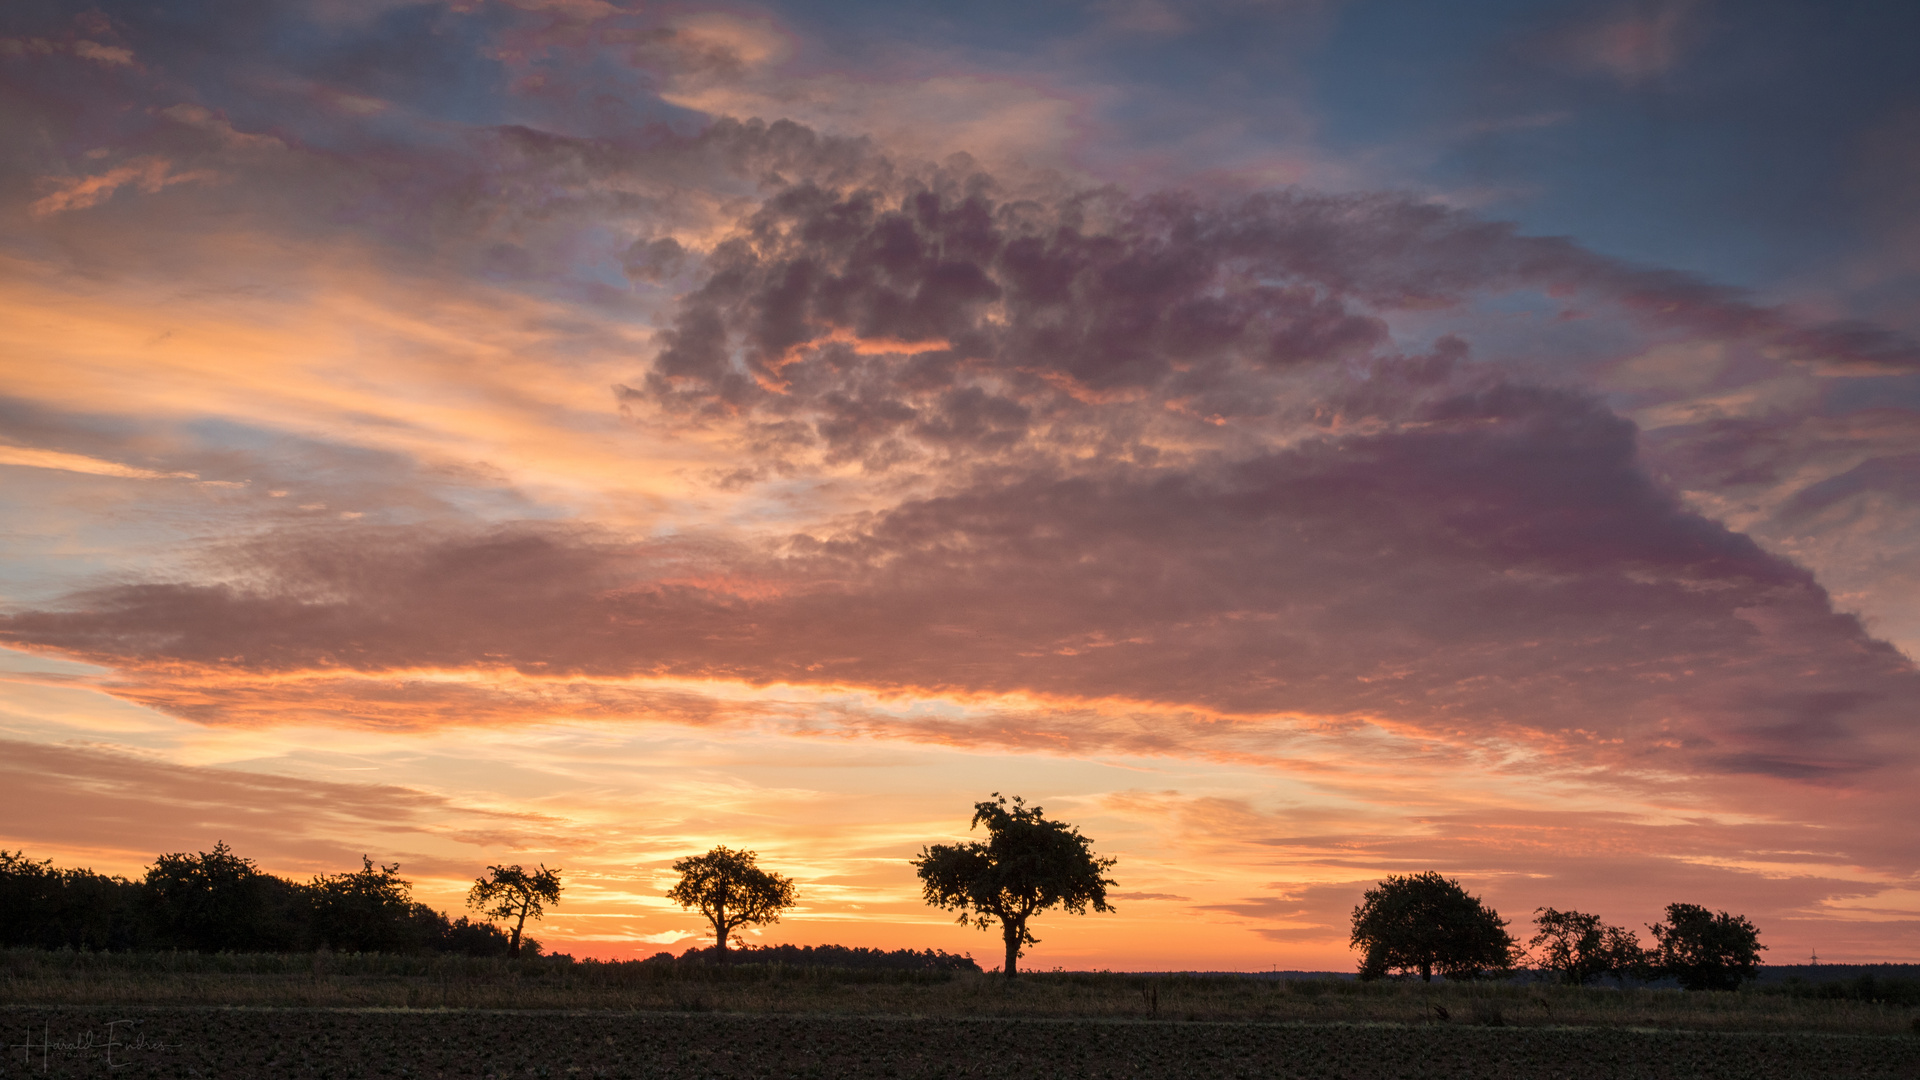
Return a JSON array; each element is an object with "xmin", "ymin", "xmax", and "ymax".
[
  {"xmin": 8, "ymin": 384, "xmax": 1915, "ymax": 787},
  {"xmin": 28, "ymin": 157, "xmax": 218, "ymax": 218},
  {"xmin": 3, "ymin": 149, "xmax": 1915, "ymax": 812},
  {"xmin": 1553, "ymin": 0, "xmax": 1702, "ymax": 86},
  {"xmin": 622, "ymin": 174, "xmax": 1916, "ymax": 478},
  {"xmin": 0, "ymin": 36, "xmax": 135, "ymax": 67},
  {"xmin": 70, "ymin": 39, "xmax": 134, "ymax": 66},
  {"xmin": 0, "ymin": 738, "xmax": 567, "ymax": 879}
]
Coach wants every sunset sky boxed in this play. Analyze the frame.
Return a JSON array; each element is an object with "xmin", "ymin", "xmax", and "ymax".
[{"xmin": 3, "ymin": 0, "xmax": 1919, "ymax": 971}]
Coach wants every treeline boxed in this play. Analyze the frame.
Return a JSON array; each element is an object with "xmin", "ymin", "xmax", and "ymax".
[
  {"xmin": 0, "ymin": 845, "xmax": 521, "ymax": 956},
  {"xmin": 663, "ymin": 943, "xmax": 981, "ymax": 972},
  {"xmin": 1352, "ymin": 872, "xmax": 1768, "ymax": 990},
  {"xmin": 1762, "ymin": 969, "xmax": 1920, "ymax": 1006},
  {"xmin": 1526, "ymin": 903, "xmax": 1767, "ymax": 991},
  {"xmin": 4, "ymin": 846, "xmax": 982, "ymax": 972}
]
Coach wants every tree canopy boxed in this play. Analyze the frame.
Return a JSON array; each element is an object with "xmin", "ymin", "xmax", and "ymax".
[
  {"xmin": 1350, "ymin": 871, "xmax": 1516, "ymax": 982},
  {"xmin": 666, "ymin": 847, "xmax": 798, "ymax": 953},
  {"xmin": 143, "ymin": 841, "xmax": 307, "ymax": 953},
  {"xmin": 467, "ymin": 864, "xmax": 563, "ymax": 958},
  {"xmin": 0, "ymin": 850, "xmax": 139, "ymax": 951},
  {"xmin": 1528, "ymin": 907, "xmax": 1646, "ymax": 985},
  {"xmin": 911, "ymin": 794, "xmax": 1117, "ymax": 978},
  {"xmin": 310, "ymin": 857, "xmax": 438, "ymax": 955},
  {"xmin": 1650, "ymin": 902, "xmax": 1765, "ymax": 991}
]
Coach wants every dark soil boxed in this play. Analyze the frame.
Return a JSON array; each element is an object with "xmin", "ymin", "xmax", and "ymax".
[{"xmin": 4, "ymin": 1006, "xmax": 1917, "ymax": 1078}]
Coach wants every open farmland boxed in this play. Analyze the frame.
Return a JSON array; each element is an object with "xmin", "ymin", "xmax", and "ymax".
[
  {"xmin": 5, "ymin": 952, "xmax": 1920, "ymax": 1077},
  {"xmin": 4, "ymin": 1006, "xmax": 1920, "ymax": 1079}
]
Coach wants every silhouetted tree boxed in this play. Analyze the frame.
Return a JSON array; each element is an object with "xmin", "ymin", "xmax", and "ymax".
[
  {"xmin": 1529, "ymin": 908, "xmax": 1646, "ymax": 984},
  {"xmin": 912, "ymin": 794, "xmax": 1116, "ymax": 978},
  {"xmin": 1350, "ymin": 871, "xmax": 1516, "ymax": 982},
  {"xmin": 0, "ymin": 849, "xmax": 142, "ymax": 949},
  {"xmin": 5, "ymin": 846, "xmax": 553, "ymax": 956},
  {"xmin": 0, "ymin": 851, "xmax": 55, "ymax": 935},
  {"xmin": 142, "ymin": 841, "xmax": 308, "ymax": 952},
  {"xmin": 667, "ymin": 846, "xmax": 797, "ymax": 954},
  {"xmin": 1649, "ymin": 902, "xmax": 1765, "ymax": 990},
  {"xmin": 0, "ymin": 851, "xmax": 140, "ymax": 951},
  {"xmin": 436, "ymin": 915, "xmax": 520, "ymax": 957},
  {"xmin": 311, "ymin": 856, "xmax": 436, "ymax": 954},
  {"xmin": 466, "ymin": 863, "xmax": 562, "ymax": 958}
]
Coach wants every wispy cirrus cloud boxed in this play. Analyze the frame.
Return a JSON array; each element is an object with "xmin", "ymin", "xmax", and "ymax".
[
  {"xmin": 0, "ymin": 444, "xmax": 197, "ymax": 480},
  {"xmin": 28, "ymin": 157, "xmax": 219, "ymax": 217}
]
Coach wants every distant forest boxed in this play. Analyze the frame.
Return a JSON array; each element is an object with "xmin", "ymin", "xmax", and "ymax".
[
  {"xmin": 0, "ymin": 846, "xmax": 982, "ymax": 972},
  {"xmin": 1, "ymin": 845, "xmax": 519, "ymax": 956}
]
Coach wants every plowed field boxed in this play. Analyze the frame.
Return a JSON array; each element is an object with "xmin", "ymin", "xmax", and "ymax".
[{"xmin": 5, "ymin": 1007, "xmax": 1917, "ymax": 1078}]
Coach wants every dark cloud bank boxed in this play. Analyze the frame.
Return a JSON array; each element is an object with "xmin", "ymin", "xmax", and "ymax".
[
  {"xmin": 6, "ymin": 390, "xmax": 1914, "ymax": 793},
  {"xmin": 626, "ymin": 159, "xmax": 1917, "ymax": 476}
]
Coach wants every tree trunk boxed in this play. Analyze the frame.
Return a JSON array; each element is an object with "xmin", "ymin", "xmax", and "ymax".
[
  {"xmin": 1420, "ymin": 960, "xmax": 1432, "ymax": 982},
  {"xmin": 510, "ymin": 902, "xmax": 528, "ymax": 958},
  {"xmin": 1002, "ymin": 922, "xmax": 1021, "ymax": 978},
  {"xmin": 717, "ymin": 922, "xmax": 730, "ymax": 953}
]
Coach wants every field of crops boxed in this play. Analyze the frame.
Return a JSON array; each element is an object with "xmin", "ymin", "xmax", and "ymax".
[{"xmin": 4, "ymin": 1006, "xmax": 1918, "ymax": 1078}]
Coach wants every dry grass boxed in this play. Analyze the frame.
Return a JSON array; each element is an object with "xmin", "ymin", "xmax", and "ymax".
[{"xmin": 4, "ymin": 950, "xmax": 1918, "ymax": 1037}]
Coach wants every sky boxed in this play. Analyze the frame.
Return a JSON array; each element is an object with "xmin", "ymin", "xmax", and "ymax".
[{"xmin": 1, "ymin": 0, "xmax": 1917, "ymax": 971}]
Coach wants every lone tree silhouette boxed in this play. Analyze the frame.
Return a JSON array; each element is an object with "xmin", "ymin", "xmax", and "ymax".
[
  {"xmin": 466, "ymin": 864, "xmax": 561, "ymax": 958},
  {"xmin": 1649, "ymin": 902, "xmax": 1765, "ymax": 990},
  {"xmin": 912, "ymin": 794, "xmax": 1116, "ymax": 978},
  {"xmin": 667, "ymin": 846, "xmax": 797, "ymax": 954},
  {"xmin": 1350, "ymin": 871, "xmax": 1516, "ymax": 982}
]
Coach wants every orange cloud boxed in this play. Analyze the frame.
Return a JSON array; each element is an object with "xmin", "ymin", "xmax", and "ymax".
[{"xmin": 0, "ymin": 444, "xmax": 197, "ymax": 480}]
